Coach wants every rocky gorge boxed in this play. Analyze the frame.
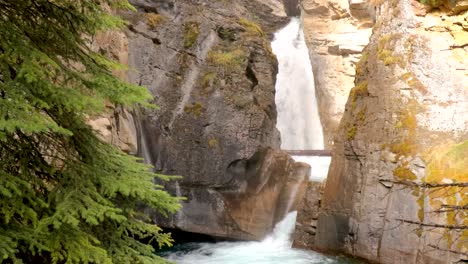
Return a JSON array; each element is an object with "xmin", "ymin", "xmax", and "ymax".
[
  {"xmin": 89, "ymin": 0, "xmax": 467, "ymax": 263},
  {"xmin": 294, "ymin": 0, "xmax": 468, "ymax": 263},
  {"xmin": 90, "ymin": 0, "xmax": 312, "ymax": 242}
]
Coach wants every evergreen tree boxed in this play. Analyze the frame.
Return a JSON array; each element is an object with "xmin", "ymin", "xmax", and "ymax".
[{"xmin": 0, "ymin": 0, "xmax": 180, "ymax": 263}]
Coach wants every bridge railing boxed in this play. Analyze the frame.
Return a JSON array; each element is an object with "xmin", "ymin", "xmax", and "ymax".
[{"xmin": 283, "ymin": 150, "xmax": 331, "ymax": 157}]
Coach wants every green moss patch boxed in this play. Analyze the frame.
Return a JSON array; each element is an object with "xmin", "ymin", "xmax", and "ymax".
[
  {"xmin": 199, "ymin": 72, "xmax": 217, "ymax": 95},
  {"xmin": 239, "ymin": 18, "xmax": 264, "ymax": 37},
  {"xmin": 184, "ymin": 102, "xmax": 204, "ymax": 117},
  {"xmin": 355, "ymin": 52, "xmax": 369, "ymax": 76},
  {"xmin": 387, "ymin": 100, "xmax": 423, "ymax": 159},
  {"xmin": 184, "ymin": 22, "xmax": 200, "ymax": 48},
  {"xmin": 207, "ymin": 48, "xmax": 245, "ymax": 70},
  {"xmin": 377, "ymin": 34, "xmax": 406, "ymax": 68},
  {"xmin": 349, "ymin": 81, "xmax": 368, "ymax": 110},
  {"xmin": 347, "ymin": 125, "xmax": 357, "ymax": 141},
  {"xmin": 393, "ymin": 162, "xmax": 417, "ymax": 180}
]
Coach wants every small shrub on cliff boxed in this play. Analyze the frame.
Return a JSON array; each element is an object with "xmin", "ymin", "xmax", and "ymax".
[
  {"xmin": 0, "ymin": 1, "xmax": 180, "ymax": 263},
  {"xmin": 207, "ymin": 48, "xmax": 245, "ymax": 70}
]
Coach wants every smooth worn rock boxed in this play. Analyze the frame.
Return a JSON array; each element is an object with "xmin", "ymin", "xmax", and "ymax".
[
  {"xmin": 313, "ymin": 0, "xmax": 468, "ymax": 263},
  {"xmin": 88, "ymin": 106, "xmax": 139, "ymax": 155}
]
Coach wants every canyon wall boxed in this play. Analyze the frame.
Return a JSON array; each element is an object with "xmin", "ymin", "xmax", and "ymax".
[
  {"xmin": 301, "ymin": 0, "xmax": 467, "ymax": 262},
  {"xmin": 293, "ymin": 0, "xmax": 373, "ymax": 249},
  {"xmin": 300, "ymin": 0, "xmax": 373, "ymax": 149},
  {"xmin": 89, "ymin": 0, "xmax": 310, "ymax": 241}
]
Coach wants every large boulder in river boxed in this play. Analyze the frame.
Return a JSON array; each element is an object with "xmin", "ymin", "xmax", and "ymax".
[
  {"xmin": 312, "ymin": 0, "xmax": 468, "ymax": 263},
  {"xmin": 160, "ymin": 148, "xmax": 309, "ymax": 240}
]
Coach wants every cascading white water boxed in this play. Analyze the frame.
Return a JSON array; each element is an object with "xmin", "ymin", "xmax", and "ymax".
[
  {"xmin": 272, "ymin": 18, "xmax": 323, "ymax": 150},
  {"xmin": 162, "ymin": 18, "xmax": 355, "ymax": 264},
  {"xmin": 164, "ymin": 212, "xmax": 343, "ymax": 264},
  {"xmin": 272, "ymin": 17, "xmax": 331, "ymax": 182}
]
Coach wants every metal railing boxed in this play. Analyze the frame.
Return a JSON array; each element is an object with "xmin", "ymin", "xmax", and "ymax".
[{"xmin": 283, "ymin": 150, "xmax": 331, "ymax": 156}]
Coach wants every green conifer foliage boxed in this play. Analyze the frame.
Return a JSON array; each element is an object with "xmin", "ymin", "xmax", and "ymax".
[{"xmin": 0, "ymin": 0, "xmax": 180, "ymax": 263}]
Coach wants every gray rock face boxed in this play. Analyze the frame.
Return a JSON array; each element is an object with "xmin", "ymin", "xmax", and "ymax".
[
  {"xmin": 311, "ymin": 0, "xmax": 468, "ymax": 263},
  {"xmin": 162, "ymin": 148, "xmax": 310, "ymax": 240},
  {"xmin": 118, "ymin": 0, "xmax": 308, "ymax": 240},
  {"xmin": 292, "ymin": 181, "xmax": 324, "ymax": 249}
]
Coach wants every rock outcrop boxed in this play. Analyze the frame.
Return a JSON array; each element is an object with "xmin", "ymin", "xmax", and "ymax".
[
  {"xmin": 310, "ymin": 0, "xmax": 468, "ymax": 263},
  {"xmin": 300, "ymin": 0, "xmax": 373, "ymax": 149},
  {"xmin": 88, "ymin": 29, "xmax": 139, "ymax": 155},
  {"xmin": 104, "ymin": 0, "xmax": 308, "ymax": 240},
  {"xmin": 292, "ymin": 181, "xmax": 324, "ymax": 249}
]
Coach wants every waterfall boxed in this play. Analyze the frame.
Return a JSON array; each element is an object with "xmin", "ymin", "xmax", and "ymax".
[
  {"xmin": 163, "ymin": 18, "xmax": 349, "ymax": 263},
  {"xmin": 272, "ymin": 17, "xmax": 331, "ymax": 182},
  {"xmin": 165, "ymin": 211, "xmax": 338, "ymax": 263},
  {"xmin": 272, "ymin": 18, "xmax": 324, "ymax": 150}
]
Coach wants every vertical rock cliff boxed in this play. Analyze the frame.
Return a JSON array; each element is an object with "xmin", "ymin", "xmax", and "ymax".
[
  {"xmin": 309, "ymin": 0, "xmax": 467, "ymax": 263},
  {"xmin": 95, "ymin": 0, "xmax": 308, "ymax": 241},
  {"xmin": 300, "ymin": 0, "xmax": 373, "ymax": 149},
  {"xmin": 293, "ymin": 0, "xmax": 373, "ymax": 250}
]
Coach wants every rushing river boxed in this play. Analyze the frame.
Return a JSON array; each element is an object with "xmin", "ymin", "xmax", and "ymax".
[
  {"xmin": 162, "ymin": 18, "xmax": 353, "ymax": 263},
  {"xmin": 163, "ymin": 212, "xmax": 359, "ymax": 264}
]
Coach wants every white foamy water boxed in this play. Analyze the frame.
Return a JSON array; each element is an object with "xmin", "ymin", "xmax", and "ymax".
[
  {"xmin": 272, "ymin": 18, "xmax": 324, "ymax": 151},
  {"xmin": 164, "ymin": 212, "xmax": 343, "ymax": 264},
  {"xmin": 272, "ymin": 17, "xmax": 330, "ymax": 182},
  {"xmin": 292, "ymin": 155, "xmax": 331, "ymax": 182}
]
